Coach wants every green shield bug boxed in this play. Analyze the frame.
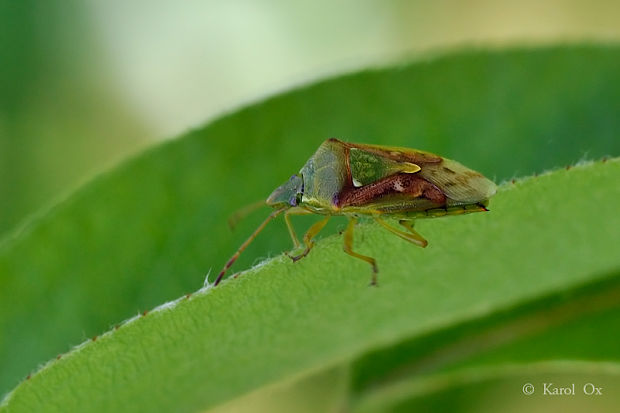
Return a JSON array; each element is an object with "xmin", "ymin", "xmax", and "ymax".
[{"xmin": 215, "ymin": 138, "xmax": 496, "ymax": 286}]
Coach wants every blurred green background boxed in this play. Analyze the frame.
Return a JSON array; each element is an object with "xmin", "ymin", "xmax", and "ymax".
[
  {"xmin": 2, "ymin": 2, "xmax": 620, "ymax": 412},
  {"xmin": 3, "ymin": 0, "xmax": 620, "ymax": 237}
]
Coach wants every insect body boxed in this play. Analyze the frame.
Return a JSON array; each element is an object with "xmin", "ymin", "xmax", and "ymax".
[{"xmin": 215, "ymin": 138, "xmax": 496, "ymax": 286}]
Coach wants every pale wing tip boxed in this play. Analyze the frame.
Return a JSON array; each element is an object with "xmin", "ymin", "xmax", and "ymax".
[
  {"xmin": 442, "ymin": 175, "xmax": 498, "ymax": 204},
  {"xmin": 485, "ymin": 179, "xmax": 498, "ymax": 199},
  {"xmin": 469, "ymin": 176, "xmax": 497, "ymax": 202}
]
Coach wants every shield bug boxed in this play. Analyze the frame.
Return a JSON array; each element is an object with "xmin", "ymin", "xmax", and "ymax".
[{"xmin": 215, "ymin": 138, "xmax": 496, "ymax": 286}]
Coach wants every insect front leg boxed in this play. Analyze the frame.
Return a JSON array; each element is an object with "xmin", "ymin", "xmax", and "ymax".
[
  {"xmin": 374, "ymin": 217, "xmax": 428, "ymax": 248},
  {"xmin": 214, "ymin": 208, "xmax": 285, "ymax": 286},
  {"xmin": 343, "ymin": 217, "xmax": 379, "ymax": 286},
  {"xmin": 284, "ymin": 207, "xmax": 314, "ymax": 249},
  {"xmin": 287, "ymin": 215, "xmax": 330, "ymax": 262}
]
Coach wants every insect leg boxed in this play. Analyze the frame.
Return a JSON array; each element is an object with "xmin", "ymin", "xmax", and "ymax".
[
  {"xmin": 214, "ymin": 208, "xmax": 286, "ymax": 286},
  {"xmin": 343, "ymin": 217, "xmax": 379, "ymax": 286},
  {"xmin": 374, "ymin": 217, "xmax": 428, "ymax": 248},
  {"xmin": 284, "ymin": 207, "xmax": 314, "ymax": 249},
  {"xmin": 287, "ymin": 215, "xmax": 330, "ymax": 262},
  {"xmin": 398, "ymin": 220, "xmax": 428, "ymax": 247}
]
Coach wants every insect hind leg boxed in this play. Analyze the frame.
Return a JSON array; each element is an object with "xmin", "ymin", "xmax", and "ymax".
[
  {"xmin": 343, "ymin": 217, "xmax": 379, "ymax": 286},
  {"xmin": 398, "ymin": 219, "xmax": 428, "ymax": 247},
  {"xmin": 374, "ymin": 217, "xmax": 428, "ymax": 248}
]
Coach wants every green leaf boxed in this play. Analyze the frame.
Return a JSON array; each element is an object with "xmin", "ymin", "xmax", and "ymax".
[
  {"xmin": 2, "ymin": 158, "xmax": 619, "ymax": 412},
  {"xmin": 1, "ymin": 45, "xmax": 620, "ymax": 411}
]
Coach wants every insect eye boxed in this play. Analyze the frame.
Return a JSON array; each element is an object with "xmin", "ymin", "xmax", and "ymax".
[{"xmin": 289, "ymin": 196, "xmax": 298, "ymax": 206}]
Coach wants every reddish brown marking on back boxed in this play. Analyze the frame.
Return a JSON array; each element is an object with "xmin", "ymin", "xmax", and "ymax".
[
  {"xmin": 335, "ymin": 173, "xmax": 446, "ymax": 207},
  {"xmin": 336, "ymin": 139, "xmax": 442, "ymax": 165},
  {"xmin": 26, "ymin": 374, "xmax": 31, "ymax": 380},
  {"xmin": 185, "ymin": 293, "xmax": 192, "ymax": 299},
  {"xmin": 450, "ymin": 170, "xmax": 482, "ymax": 185},
  {"xmin": 566, "ymin": 165, "xmax": 572, "ymax": 170},
  {"xmin": 92, "ymin": 335, "xmax": 98, "ymax": 342},
  {"xmin": 114, "ymin": 324, "xmax": 120, "ymax": 330},
  {"xmin": 343, "ymin": 145, "xmax": 352, "ymax": 187},
  {"xmin": 142, "ymin": 310, "xmax": 148, "ymax": 316},
  {"xmin": 56, "ymin": 354, "xmax": 62, "ymax": 360}
]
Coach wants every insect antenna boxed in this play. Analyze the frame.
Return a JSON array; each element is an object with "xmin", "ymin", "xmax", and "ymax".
[
  {"xmin": 215, "ymin": 207, "xmax": 286, "ymax": 286},
  {"xmin": 227, "ymin": 200, "xmax": 267, "ymax": 230}
]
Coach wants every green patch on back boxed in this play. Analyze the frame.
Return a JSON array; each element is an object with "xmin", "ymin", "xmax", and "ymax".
[
  {"xmin": 349, "ymin": 148, "xmax": 421, "ymax": 187},
  {"xmin": 349, "ymin": 148, "xmax": 392, "ymax": 187}
]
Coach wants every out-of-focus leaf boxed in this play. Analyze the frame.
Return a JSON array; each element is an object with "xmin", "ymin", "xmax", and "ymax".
[{"xmin": 1, "ymin": 46, "xmax": 619, "ymax": 409}]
